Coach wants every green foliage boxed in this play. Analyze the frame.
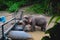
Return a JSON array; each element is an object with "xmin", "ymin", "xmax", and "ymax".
[
  {"xmin": 48, "ymin": 15, "xmax": 56, "ymax": 25},
  {"xmin": 5, "ymin": 1, "xmax": 14, "ymax": 7},
  {"xmin": 42, "ymin": 0, "xmax": 60, "ymax": 40},
  {"xmin": 25, "ymin": 0, "xmax": 51, "ymax": 14},
  {"xmin": 48, "ymin": 16, "xmax": 60, "ymax": 26},
  {"xmin": 42, "ymin": 23, "xmax": 60, "ymax": 40},
  {"xmin": 41, "ymin": 36, "xmax": 50, "ymax": 40},
  {"xmin": 48, "ymin": 0, "xmax": 60, "ymax": 25},
  {"xmin": 55, "ymin": 16, "xmax": 60, "ymax": 23},
  {"xmin": 7, "ymin": 2, "xmax": 20, "ymax": 12},
  {"xmin": 0, "ymin": 0, "xmax": 23, "ymax": 12},
  {"xmin": 0, "ymin": 0, "xmax": 50, "ymax": 13},
  {"xmin": 25, "ymin": 4, "xmax": 44, "ymax": 14},
  {"xmin": 0, "ymin": 0, "xmax": 60, "ymax": 15}
]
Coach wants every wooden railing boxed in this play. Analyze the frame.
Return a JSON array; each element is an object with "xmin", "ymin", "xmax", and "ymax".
[
  {"xmin": 0, "ymin": 17, "xmax": 16, "ymax": 40},
  {"xmin": 0, "ymin": 11, "xmax": 23, "ymax": 40}
]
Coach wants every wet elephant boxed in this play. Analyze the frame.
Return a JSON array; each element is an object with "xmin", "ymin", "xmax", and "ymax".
[
  {"xmin": 23, "ymin": 15, "xmax": 47, "ymax": 32},
  {"xmin": 24, "ymin": 24, "xmax": 32, "ymax": 32},
  {"xmin": 8, "ymin": 31, "xmax": 33, "ymax": 40}
]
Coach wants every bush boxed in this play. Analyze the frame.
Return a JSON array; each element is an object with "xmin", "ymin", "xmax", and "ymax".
[
  {"xmin": 25, "ymin": 4, "xmax": 47, "ymax": 14},
  {"xmin": 0, "ymin": 0, "xmax": 48, "ymax": 13},
  {"xmin": 7, "ymin": 2, "xmax": 20, "ymax": 12},
  {"xmin": 41, "ymin": 22, "xmax": 60, "ymax": 40},
  {"xmin": 0, "ymin": 0, "xmax": 59, "ymax": 15},
  {"xmin": 25, "ymin": 0, "xmax": 50, "ymax": 14}
]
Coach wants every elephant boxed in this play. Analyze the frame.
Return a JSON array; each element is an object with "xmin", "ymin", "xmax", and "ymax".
[
  {"xmin": 8, "ymin": 31, "xmax": 33, "ymax": 40},
  {"xmin": 22, "ymin": 15, "xmax": 47, "ymax": 32},
  {"xmin": 24, "ymin": 24, "xmax": 32, "ymax": 32},
  {"xmin": 13, "ymin": 20, "xmax": 26, "ymax": 31}
]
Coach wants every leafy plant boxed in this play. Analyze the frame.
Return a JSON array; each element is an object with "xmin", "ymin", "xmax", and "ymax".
[
  {"xmin": 42, "ymin": 0, "xmax": 60, "ymax": 40},
  {"xmin": 7, "ymin": 2, "xmax": 20, "ymax": 12},
  {"xmin": 25, "ymin": 4, "xmax": 47, "ymax": 14},
  {"xmin": 42, "ymin": 22, "xmax": 60, "ymax": 40},
  {"xmin": 41, "ymin": 36, "xmax": 50, "ymax": 40}
]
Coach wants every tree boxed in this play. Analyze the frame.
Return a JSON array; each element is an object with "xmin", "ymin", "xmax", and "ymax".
[{"xmin": 42, "ymin": 0, "xmax": 60, "ymax": 40}]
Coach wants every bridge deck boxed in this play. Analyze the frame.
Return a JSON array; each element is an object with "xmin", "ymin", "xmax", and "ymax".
[{"xmin": 0, "ymin": 20, "xmax": 19, "ymax": 39}]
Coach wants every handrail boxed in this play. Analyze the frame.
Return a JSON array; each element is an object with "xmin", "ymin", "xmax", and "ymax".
[
  {"xmin": 0, "ymin": 17, "xmax": 15, "ymax": 27},
  {"xmin": 0, "ymin": 11, "xmax": 24, "ymax": 40},
  {"xmin": 1, "ymin": 17, "xmax": 16, "ymax": 40},
  {"xmin": 0, "ymin": 11, "xmax": 24, "ymax": 27}
]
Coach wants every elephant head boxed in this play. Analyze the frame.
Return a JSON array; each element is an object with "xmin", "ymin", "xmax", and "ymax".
[{"xmin": 22, "ymin": 15, "xmax": 32, "ymax": 25}]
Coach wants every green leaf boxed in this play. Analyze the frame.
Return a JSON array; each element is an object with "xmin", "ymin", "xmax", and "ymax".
[
  {"xmin": 48, "ymin": 15, "xmax": 56, "ymax": 25},
  {"xmin": 8, "ymin": 2, "xmax": 20, "ymax": 12},
  {"xmin": 55, "ymin": 16, "xmax": 60, "ymax": 23},
  {"xmin": 41, "ymin": 36, "xmax": 50, "ymax": 40}
]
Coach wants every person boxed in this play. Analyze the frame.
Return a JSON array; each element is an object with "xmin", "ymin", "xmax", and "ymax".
[{"xmin": 0, "ymin": 16, "xmax": 6, "ymax": 23}]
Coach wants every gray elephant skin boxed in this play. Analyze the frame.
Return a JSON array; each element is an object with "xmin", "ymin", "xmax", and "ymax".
[{"xmin": 23, "ymin": 15, "xmax": 47, "ymax": 32}]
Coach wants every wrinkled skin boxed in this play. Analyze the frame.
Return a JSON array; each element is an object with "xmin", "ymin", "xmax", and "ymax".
[
  {"xmin": 23, "ymin": 15, "xmax": 47, "ymax": 32},
  {"xmin": 24, "ymin": 24, "xmax": 32, "ymax": 32}
]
